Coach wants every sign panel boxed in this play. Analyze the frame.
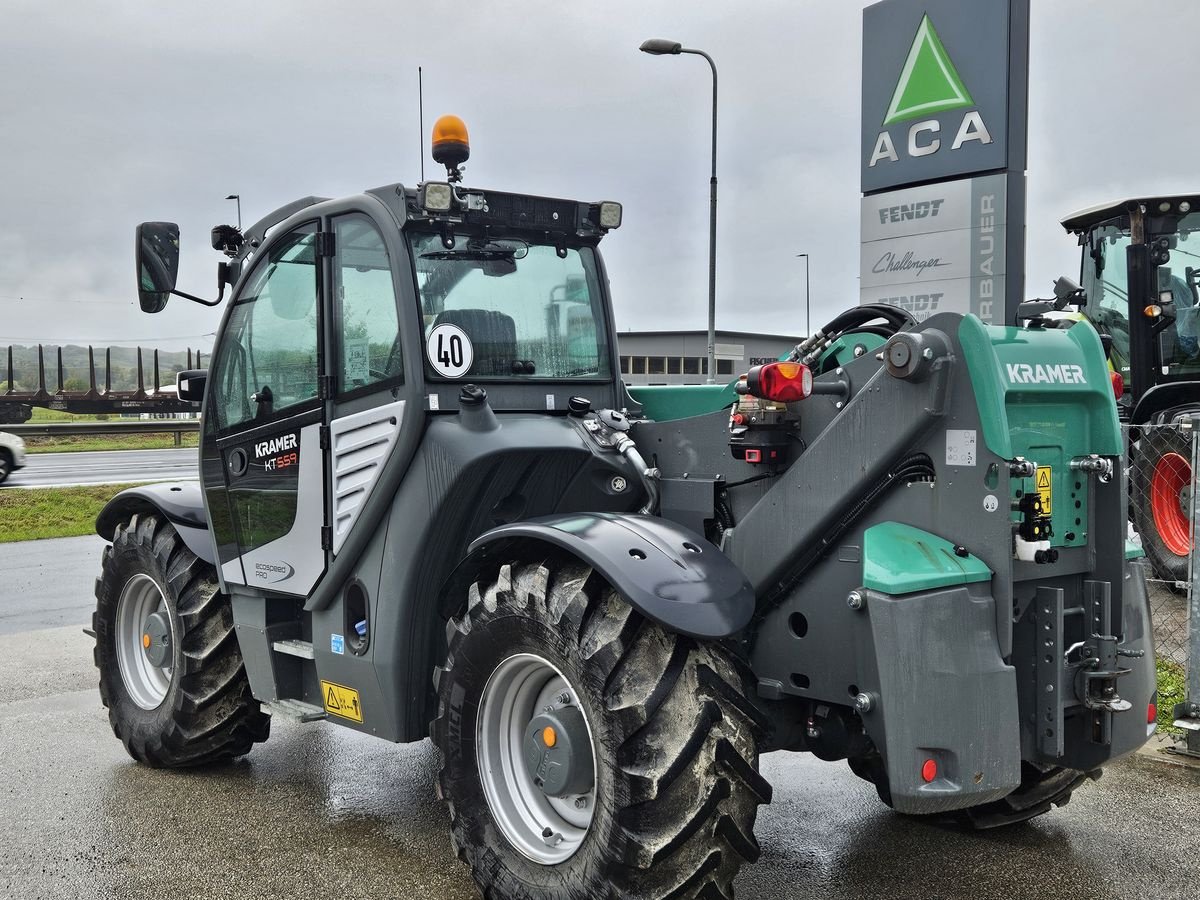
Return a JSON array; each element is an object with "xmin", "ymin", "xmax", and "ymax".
[
  {"xmin": 861, "ymin": 0, "xmax": 1029, "ymax": 323},
  {"xmin": 861, "ymin": 174, "xmax": 1007, "ymax": 322},
  {"xmin": 861, "ymin": 0, "xmax": 1026, "ymax": 193}
]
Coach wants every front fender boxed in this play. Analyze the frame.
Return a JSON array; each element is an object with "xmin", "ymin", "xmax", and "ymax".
[
  {"xmin": 95, "ymin": 482, "xmax": 214, "ymax": 565},
  {"xmin": 448, "ymin": 513, "xmax": 755, "ymax": 640}
]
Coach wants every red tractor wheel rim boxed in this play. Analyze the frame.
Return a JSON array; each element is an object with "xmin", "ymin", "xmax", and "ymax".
[{"xmin": 1150, "ymin": 452, "xmax": 1193, "ymax": 556}]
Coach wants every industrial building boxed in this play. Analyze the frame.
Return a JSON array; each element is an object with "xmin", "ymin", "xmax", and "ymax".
[{"xmin": 616, "ymin": 329, "xmax": 803, "ymax": 385}]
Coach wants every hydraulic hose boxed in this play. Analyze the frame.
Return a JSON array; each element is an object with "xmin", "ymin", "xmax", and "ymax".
[
  {"xmin": 614, "ymin": 433, "xmax": 659, "ymax": 515},
  {"xmin": 789, "ymin": 304, "xmax": 916, "ymax": 367}
]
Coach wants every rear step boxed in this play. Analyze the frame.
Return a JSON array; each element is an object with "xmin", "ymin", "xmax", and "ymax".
[
  {"xmin": 261, "ymin": 699, "xmax": 326, "ymax": 722},
  {"xmin": 273, "ymin": 639, "xmax": 316, "ymax": 659}
]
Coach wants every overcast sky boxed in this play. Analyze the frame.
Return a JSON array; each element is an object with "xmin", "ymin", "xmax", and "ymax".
[{"xmin": 2, "ymin": 0, "xmax": 1198, "ymax": 351}]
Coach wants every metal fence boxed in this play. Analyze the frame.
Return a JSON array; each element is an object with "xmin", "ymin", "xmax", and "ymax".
[{"xmin": 1124, "ymin": 419, "xmax": 1199, "ymax": 754}]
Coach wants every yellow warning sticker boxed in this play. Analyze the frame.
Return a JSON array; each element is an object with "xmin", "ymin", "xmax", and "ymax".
[
  {"xmin": 1035, "ymin": 466, "xmax": 1052, "ymax": 516},
  {"xmin": 320, "ymin": 680, "xmax": 363, "ymax": 724}
]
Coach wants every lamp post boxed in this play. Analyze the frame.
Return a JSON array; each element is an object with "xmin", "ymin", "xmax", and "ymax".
[
  {"xmin": 640, "ymin": 38, "xmax": 718, "ymax": 384},
  {"xmin": 797, "ymin": 253, "xmax": 811, "ymax": 336},
  {"xmin": 225, "ymin": 194, "xmax": 242, "ymax": 231}
]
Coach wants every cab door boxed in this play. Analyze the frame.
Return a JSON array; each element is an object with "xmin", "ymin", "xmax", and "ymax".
[{"xmin": 202, "ymin": 221, "xmax": 329, "ymax": 594}]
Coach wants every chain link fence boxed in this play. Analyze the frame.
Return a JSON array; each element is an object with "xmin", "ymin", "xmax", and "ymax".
[{"xmin": 1124, "ymin": 420, "xmax": 1196, "ymax": 747}]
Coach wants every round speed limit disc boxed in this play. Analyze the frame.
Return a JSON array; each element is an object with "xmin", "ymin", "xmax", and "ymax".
[{"xmin": 427, "ymin": 323, "xmax": 474, "ymax": 377}]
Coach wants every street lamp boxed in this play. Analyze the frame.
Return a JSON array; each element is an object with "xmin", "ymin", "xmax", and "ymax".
[
  {"xmin": 225, "ymin": 194, "xmax": 242, "ymax": 231},
  {"xmin": 797, "ymin": 253, "xmax": 811, "ymax": 336},
  {"xmin": 640, "ymin": 38, "xmax": 719, "ymax": 384}
]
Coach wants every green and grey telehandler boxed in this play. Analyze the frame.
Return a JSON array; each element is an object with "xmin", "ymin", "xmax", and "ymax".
[
  {"xmin": 93, "ymin": 118, "xmax": 1157, "ymax": 899},
  {"xmin": 1060, "ymin": 195, "xmax": 1200, "ymax": 583}
]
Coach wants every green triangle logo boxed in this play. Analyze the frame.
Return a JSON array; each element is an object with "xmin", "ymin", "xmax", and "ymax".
[{"xmin": 883, "ymin": 15, "xmax": 974, "ymax": 125}]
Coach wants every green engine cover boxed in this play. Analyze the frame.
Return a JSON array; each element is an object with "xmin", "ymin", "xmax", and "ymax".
[
  {"xmin": 862, "ymin": 522, "xmax": 992, "ymax": 595},
  {"xmin": 959, "ymin": 316, "xmax": 1122, "ymax": 549},
  {"xmin": 625, "ymin": 383, "xmax": 738, "ymax": 422}
]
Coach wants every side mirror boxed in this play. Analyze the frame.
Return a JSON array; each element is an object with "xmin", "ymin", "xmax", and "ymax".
[
  {"xmin": 176, "ymin": 369, "xmax": 207, "ymax": 403},
  {"xmin": 136, "ymin": 222, "xmax": 180, "ymax": 314}
]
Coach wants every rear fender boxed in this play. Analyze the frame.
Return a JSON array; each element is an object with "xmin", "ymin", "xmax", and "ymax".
[
  {"xmin": 444, "ymin": 513, "xmax": 755, "ymax": 640},
  {"xmin": 95, "ymin": 482, "xmax": 214, "ymax": 565}
]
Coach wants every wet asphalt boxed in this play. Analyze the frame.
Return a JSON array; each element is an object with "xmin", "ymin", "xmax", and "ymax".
[{"xmin": 1, "ymin": 621, "xmax": 1198, "ymax": 900}]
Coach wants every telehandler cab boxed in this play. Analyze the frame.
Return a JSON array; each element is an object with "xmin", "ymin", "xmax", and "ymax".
[{"xmin": 93, "ymin": 118, "xmax": 1157, "ymax": 899}]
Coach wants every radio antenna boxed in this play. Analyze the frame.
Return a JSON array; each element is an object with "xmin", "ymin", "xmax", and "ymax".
[{"xmin": 418, "ymin": 66, "xmax": 425, "ymax": 182}]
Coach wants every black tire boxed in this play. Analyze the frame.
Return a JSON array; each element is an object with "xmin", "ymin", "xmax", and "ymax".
[
  {"xmin": 0, "ymin": 449, "xmax": 11, "ymax": 485},
  {"xmin": 1133, "ymin": 427, "xmax": 1194, "ymax": 583},
  {"xmin": 93, "ymin": 512, "xmax": 270, "ymax": 767},
  {"xmin": 849, "ymin": 753, "xmax": 1100, "ymax": 829},
  {"xmin": 432, "ymin": 557, "xmax": 771, "ymax": 900}
]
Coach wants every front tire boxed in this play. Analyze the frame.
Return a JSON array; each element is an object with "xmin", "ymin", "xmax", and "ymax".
[
  {"xmin": 432, "ymin": 557, "xmax": 770, "ymax": 900},
  {"xmin": 93, "ymin": 513, "xmax": 270, "ymax": 767}
]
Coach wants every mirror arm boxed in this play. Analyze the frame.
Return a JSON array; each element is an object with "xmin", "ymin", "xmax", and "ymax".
[{"xmin": 169, "ymin": 284, "xmax": 225, "ymax": 308}]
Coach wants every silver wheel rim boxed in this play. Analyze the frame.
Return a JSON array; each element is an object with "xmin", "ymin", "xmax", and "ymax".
[
  {"xmin": 115, "ymin": 573, "xmax": 173, "ymax": 710},
  {"xmin": 477, "ymin": 653, "xmax": 597, "ymax": 865}
]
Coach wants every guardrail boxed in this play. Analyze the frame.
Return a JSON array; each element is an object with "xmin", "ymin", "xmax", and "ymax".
[{"xmin": 4, "ymin": 420, "xmax": 200, "ymax": 446}]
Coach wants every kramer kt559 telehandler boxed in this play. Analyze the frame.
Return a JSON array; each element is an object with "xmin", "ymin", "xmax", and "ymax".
[{"xmin": 93, "ymin": 118, "xmax": 1156, "ymax": 899}]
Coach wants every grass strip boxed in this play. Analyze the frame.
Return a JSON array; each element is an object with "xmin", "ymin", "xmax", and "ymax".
[
  {"xmin": 0, "ymin": 483, "xmax": 142, "ymax": 542},
  {"xmin": 24, "ymin": 433, "xmax": 198, "ymax": 454},
  {"xmin": 1157, "ymin": 657, "xmax": 1187, "ymax": 737}
]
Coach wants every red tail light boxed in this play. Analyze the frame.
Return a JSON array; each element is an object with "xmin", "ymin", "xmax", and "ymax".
[
  {"xmin": 1148, "ymin": 701, "xmax": 1157, "ymax": 725},
  {"xmin": 747, "ymin": 362, "xmax": 813, "ymax": 403},
  {"xmin": 1110, "ymin": 370, "xmax": 1124, "ymax": 400}
]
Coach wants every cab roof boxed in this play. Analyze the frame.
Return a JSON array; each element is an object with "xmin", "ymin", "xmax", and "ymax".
[{"xmin": 1061, "ymin": 194, "xmax": 1200, "ymax": 233}]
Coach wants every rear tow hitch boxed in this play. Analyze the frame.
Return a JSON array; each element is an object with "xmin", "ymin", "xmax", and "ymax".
[{"xmin": 1073, "ymin": 631, "xmax": 1143, "ymax": 714}]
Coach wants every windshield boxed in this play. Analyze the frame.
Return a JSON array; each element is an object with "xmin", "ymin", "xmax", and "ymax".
[
  {"xmin": 1082, "ymin": 214, "xmax": 1200, "ymax": 379},
  {"xmin": 408, "ymin": 231, "xmax": 611, "ymax": 380}
]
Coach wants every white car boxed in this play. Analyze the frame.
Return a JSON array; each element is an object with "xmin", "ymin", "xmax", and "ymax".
[{"xmin": 0, "ymin": 431, "xmax": 27, "ymax": 485}]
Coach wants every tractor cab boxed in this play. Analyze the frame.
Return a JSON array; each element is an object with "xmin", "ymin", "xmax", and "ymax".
[{"xmin": 1062, "ymin": 194, "xmax": 1200, "ymax": 418}]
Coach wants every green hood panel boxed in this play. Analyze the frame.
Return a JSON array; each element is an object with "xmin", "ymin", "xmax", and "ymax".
[
  {"xmin": 863, "ymin": 522, "xmax": 992, "ymax": 595},
  {"xmin": 957, "ymin": 316, "xmax": 1122, "ymax": 460},
  {"xmin": 626, "ymin": 383, "xmax": 738, "ymax": 422}
]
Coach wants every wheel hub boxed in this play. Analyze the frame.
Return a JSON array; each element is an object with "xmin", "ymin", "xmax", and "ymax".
[
  {"xmin": 476, "ymin": 653, "xmax": 598, "ymax": 865},
  {"xmin": 522, "ymin": 705, "xmax": 595, "ymax": 798},
  {"xmin": 114, "ymin": 573, "xmax": 174, "ymax": 710},
  {"xmin": 142, "ymin": 611, "xmax": 172, "ymax": 668}
]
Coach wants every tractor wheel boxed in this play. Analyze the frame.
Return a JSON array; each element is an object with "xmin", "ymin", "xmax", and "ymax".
[
  {"xmin": 1133, "ymin": 427, "xmax": 1194, "ymax": 583},
  {"xmin": 432, "ymin": 557, "xmax": 771, "ymax": 900},
  {"xmin": 849, "ymin": 753, "xmax": 1100, "ymax": 828},
  {"xmin": 93, "ymin": 512, "xmax": 270, "ymax": 767}
]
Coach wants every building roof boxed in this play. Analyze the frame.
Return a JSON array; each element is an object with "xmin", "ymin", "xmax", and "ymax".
[{"xmin": 616, "ymin": 329, "xmax": 804, "ymax": 342}]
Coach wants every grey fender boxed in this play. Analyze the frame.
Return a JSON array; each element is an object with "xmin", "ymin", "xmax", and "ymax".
[
  {"xmin": 448, "ymin": 513, "xmax": 755, "ymax": 640},
  {"xmin": 95, "ymin": 482, "xmax": 214, "ymax": 565}
]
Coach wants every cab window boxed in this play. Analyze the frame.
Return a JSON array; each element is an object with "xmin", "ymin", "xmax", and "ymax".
[
  {"xmin": 333, "ymin": 214, "xmax": 403, "ymax": 394},
  {"xmin": 210, "ymin": 224, "xmax": 320, "ymax": 432},
  {"xmin": 408, "ymin": 232, "xmax": 611, "ymax": 380}
]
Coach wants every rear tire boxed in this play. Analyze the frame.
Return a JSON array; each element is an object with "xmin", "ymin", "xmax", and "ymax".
[
  {"xmin": 432, "ymin": 556, "xmax": 771, "ymax": 900},
  {"xmin": 1133, "ymin": 427, "xmax": 1194, "ymax": 583},
  {"xmin": 93, "ymin": 512, "xmax": 270, "ymax": 767},
  {"xmin": 0, "ymin": 450, "xmax": 11, "ymax": 485},
  {"xmin": 849, "ymin": 753, "xmax": 1100, "ymax": 828}
]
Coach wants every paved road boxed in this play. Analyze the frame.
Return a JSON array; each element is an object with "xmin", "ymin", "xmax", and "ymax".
[
  {"xmin": 0, "ymin": 550, "xmax": 1197, "ymax": 899},
  {"xmin": 0, "ymin": 535, "xmax": 104, "ymax": 635},
  {"xmin": 2, "ymin": 448, "xmax": 198, "ymax": 489}
]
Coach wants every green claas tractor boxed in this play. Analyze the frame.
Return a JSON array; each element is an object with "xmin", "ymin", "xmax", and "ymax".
[
  {"xmin": 1061, "ymin": 196, "xmax": 1200, "ymax": 582},
  {"xmin": 93, "ymin": 118, "xmax": 1156, "ymax": 899}
]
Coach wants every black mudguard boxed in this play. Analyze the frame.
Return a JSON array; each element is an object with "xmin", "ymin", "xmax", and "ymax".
[
  {"xmin": 451, "ymin": 513, "xmax": 755, "ymax": 640},
  {"xmin": 95, "ymin": 482, "xmax": 214, "ymax": 565}
]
